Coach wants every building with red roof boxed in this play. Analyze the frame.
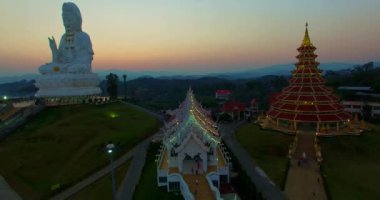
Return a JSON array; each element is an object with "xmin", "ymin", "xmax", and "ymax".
[
  {"xmin": 266, "ymin": 24, "xmax": 351, "ymax": 133},
  {"xmin": 215, "ymin": 89, "xmax": 231, "ymax": 100},
  {"xmin": 221, "ymin": 101, "xmax": 246, "ymax": 120}
]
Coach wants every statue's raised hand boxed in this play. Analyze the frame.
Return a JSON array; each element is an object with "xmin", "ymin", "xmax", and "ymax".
[
  {"xmin": 48, "ymin": 36, "xmax": 58, "ymax": 51},
  {"xmin": 49, "ymin": 36, "xmax": 59, "ymax": 62}
]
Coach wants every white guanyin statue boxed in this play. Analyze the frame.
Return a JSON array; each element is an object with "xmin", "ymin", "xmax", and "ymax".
[
  {"xmin": 35, "ymin": 2, "xmax": 101, "ymax": 97},
  {"xmin": 39, "ymin": 2, "xmax": 93, "ymax": 74}
]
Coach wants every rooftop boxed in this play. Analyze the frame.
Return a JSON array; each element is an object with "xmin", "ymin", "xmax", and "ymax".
[{"xmin": 338, "ymin": 86, "xmax": 372, "ymax": 91}]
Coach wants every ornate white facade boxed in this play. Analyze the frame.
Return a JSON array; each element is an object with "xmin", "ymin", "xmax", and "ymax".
[{"xmin": 157, "ymin": 89, "xmax": 230, "ymax": 200}]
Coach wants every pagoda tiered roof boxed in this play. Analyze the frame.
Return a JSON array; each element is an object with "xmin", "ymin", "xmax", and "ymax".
[
  {"xmin": 267, "ymin": 23, "xmax": 351, "ymax": 123},
  {"xmin": 163, "ymin": 88, "xmax": 220, "ymax": 149}
]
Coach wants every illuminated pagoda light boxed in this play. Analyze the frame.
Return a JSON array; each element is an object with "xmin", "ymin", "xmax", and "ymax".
[
  {"xmin": 266, "ymin": 23, "xmax": 352, "ymax": 134},
  {"xmin": 156, "ymin": 88, "xmax": 230, "ymax": 199}
]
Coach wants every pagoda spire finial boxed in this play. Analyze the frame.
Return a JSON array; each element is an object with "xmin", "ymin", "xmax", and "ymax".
[{"xmin": 302, "ymin": 22, "xmax": 312, "ymax": 46}]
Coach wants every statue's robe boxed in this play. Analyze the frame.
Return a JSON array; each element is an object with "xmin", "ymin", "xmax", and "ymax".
[{"xmin": 39, "ymin": 31, "xmax": 93, "ymax": 74}]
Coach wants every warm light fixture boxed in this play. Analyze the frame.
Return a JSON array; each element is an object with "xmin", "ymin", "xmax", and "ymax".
[{"xmin": 106, "ymin": 143, "xmax": 115, "ymax": 154}]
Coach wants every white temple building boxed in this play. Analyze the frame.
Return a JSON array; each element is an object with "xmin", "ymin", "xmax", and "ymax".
[{"xmin": 157, "ymin": 88, "xmax": 230, "ymax": 200}]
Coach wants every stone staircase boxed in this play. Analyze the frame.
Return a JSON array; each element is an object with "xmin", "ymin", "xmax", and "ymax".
[{"xmin": 182, "ymin": 174, "xmax": 215, "ymax": 200}]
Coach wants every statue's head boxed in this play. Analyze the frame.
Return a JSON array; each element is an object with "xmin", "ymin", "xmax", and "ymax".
[{"xmin": 62, "ymin": 2, "xmax": 82, "ymax": 33}]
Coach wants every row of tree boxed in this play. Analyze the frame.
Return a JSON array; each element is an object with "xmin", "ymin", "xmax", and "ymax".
[
  {"xmin": 325, "ymin": 62, "xmax": 380, "ymax": 91},
  {"xmin": 103, "ymin": 73, "xmax": 288, "ymax": 111}
]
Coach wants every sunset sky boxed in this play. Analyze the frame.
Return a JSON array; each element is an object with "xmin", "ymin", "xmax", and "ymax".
[{"xmin": 0, "ymin": 0, "xmax": 379, "ymax": 76}]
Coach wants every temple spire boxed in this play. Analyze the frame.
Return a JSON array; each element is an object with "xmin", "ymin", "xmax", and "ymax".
[{"xmin": 302, "ymin": 22, "xmax": 312, "ymax": 46}]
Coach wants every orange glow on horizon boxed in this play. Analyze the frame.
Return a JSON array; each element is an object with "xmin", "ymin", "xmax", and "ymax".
[{"xmin": 0, "ymin": 0, "xmax": 379, "ymax": 75}]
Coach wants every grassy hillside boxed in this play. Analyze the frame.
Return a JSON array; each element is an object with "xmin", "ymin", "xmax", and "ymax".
[
  {"xmin": 0, "ymin": 103, "xmax": 160, "ymax": 199},
  {"xmin": 321, "ymin": 124, "xmax": 380, "ymax": 200}
]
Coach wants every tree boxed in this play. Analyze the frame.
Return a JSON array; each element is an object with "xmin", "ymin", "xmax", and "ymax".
[
  {"xmin": 246, "ymin": 80, "xmax": 261, "ymax": 90},
  {"xmin": 351, "ymin": 62, "xmax": 375, "ymax": 86},
  {"xmin": 372, "ymin": 81, "xmax": 380, "ymax": 93},
  {"xmin": 106, "ymin": 73, "xmax": 119, "ymax": 99},
  {"xmin": 353, "ymin": 62, "xmax": 375, "ymax": 74},
  {"xmin": 122, "ymin": 74, "xmax": 127, "ymax": 100},
  {"xmin": 362, "ymin": 104, "xmax": 372, "ymax": 121},
  {"xmin": 271, "ymin": 76, "xmax": 288, "ymax": 92}
]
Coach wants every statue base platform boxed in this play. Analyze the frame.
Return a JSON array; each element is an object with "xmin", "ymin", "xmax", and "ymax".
[{"xmin": 35, "ymin": 73, "xmax": 101, "ymax": 97}]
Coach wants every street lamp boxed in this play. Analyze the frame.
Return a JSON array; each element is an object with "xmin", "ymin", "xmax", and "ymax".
[
  {"xmin": 3, "ymin": 96, "xmax": 8, "ymax": 101},
  {"xmin": 122, "ymin": 74, "xmax": 127, "ymax": 101},
  {"xmin": 106, "ymin": 143, "xmax": 116, "ymax": 200}
]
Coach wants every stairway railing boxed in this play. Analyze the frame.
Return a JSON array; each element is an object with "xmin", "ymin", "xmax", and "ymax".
[
  {"xmin": 168, "ymin": 173, "xmax": 195, "ymax": 200},
  {"xmin": 206, "ymin": 172, "xmax": 223, "ymax": 200}
]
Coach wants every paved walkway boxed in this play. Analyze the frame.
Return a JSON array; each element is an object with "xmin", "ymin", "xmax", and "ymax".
[
  {"xmin": 285, "ymin": 161, "xmax": 327, "ymax": 200},
  {"xmin": 0, "ymin": 176, "xmax": 22, "ymax": 200},
  {"xmin": 293, "ymin": 132, "xmax": 316, "ymax": 161},
  {"xmin": 284, "ymin": 132, "xmax": 327, "ymax": 200},
  {"xmin": 219, "ymin": 122, "xmax": 285, "ymax": 200},
  {"xmin": 116, "ymin": 101, "xmax": 165, "ymax": 200},
  {"xmin": 116, "ymin": 137, "xmax": 151, "ymax": 200},
  {"xmin": 50, "ymin": 146, "xmax": 136, "ymax": 200}
]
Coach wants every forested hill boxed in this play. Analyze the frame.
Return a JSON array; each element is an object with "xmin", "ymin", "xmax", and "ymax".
[{"xmin": 1, "ymin": 62, "xmax": 379, "ymax": 111}]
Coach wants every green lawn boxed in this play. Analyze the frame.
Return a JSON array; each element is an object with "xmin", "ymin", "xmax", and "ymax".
[
  {"xmin": 236, "ymin": 123, "xmax": 292, "ymax": 187},
  {"xmin": 69, "ymin": 159, "xmax": 132, "ymax": 200},
  {"xmin": 320, "ymin": 124, "xmax": 380, "ymax": 200},
  {"xmin": 133, "ymin": 142, "xmax": 183, "ymax": 200},
  {"xmin": 0, "ymin": 103, "xmax": 160, "ymax": 199}
]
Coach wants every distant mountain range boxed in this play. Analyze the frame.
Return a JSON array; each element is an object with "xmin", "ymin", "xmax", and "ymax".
[
  {"xmin": 0, "ymin": 80, "xmax": 37, "ymax": 98},
  {"xmin": 194, "ymin": 62, "xmax": 369, "ymax": 80},
  {"xmin": 97, "ymin": 61, "xmax": 380, "ymax": 80},
  {"xmin": 0, "ymin": 61, "xmax": 379, "ymax": 84},
  {"xmin": 0, "ymin": 74, "xmax": 39, "ymax": 84}
]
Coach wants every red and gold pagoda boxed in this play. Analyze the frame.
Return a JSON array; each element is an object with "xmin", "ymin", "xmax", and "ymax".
[{"xmin": 266, "ymin": 23, "xmax": 351, "ymax": 133}]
